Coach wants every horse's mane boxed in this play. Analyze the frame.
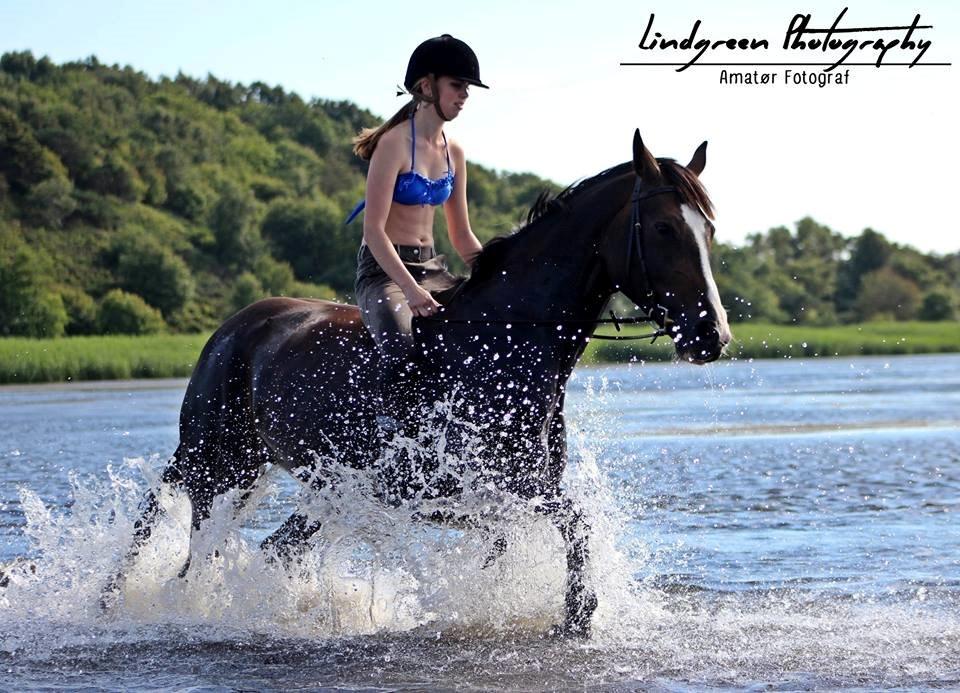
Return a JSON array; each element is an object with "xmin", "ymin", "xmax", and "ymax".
[
  {"xmin": 468, "ymin": 162, "xmax": 633, "ymax": 283},
  {"xmin": 468, "ymin": 158, "xmax": 714, "ymax": 284}
]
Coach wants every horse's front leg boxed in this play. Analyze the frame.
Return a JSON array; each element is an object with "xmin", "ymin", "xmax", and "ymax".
[
  {"xmin": 545, "ymin": 400, "xmax": 597, "ymax": 637},
  {"xmin": 539, "ymin": 496, "xmax": 597, "ymax": 637}
]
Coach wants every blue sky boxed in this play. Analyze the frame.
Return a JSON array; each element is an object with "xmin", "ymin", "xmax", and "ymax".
[{"xmin": 2, "ymin": 0, "xmax": 957, "ymax": 253}]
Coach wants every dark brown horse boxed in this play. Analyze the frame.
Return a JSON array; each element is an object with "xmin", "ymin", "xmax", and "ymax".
[{"xmin": 101, "ymin": 131, "xmax": 731, "ymax": 636}]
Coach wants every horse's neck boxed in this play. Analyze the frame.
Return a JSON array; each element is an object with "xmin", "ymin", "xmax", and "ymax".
[{"xmin": 455, "ymin": 177, "xmax": 629, "ymax": 323}]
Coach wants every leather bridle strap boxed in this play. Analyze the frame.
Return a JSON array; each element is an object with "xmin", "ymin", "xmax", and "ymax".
[{"xmin": 619, "ymin": 180, "xmax": 677, "ymax": 311}]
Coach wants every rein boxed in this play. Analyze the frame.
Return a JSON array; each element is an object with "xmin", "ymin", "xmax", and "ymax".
[
  {"xmin": 422, "ymin": 310, "xmax": 668, "ymax": 342},
  {"xmin": 422, "ymin": 178, "xmax": 680, "ymax": 343}
]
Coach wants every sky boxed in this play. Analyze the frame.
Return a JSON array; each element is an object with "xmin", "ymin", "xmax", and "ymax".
[{"xmin": 1, "ymin": 0, "xmax": 958, "ymax": 254}]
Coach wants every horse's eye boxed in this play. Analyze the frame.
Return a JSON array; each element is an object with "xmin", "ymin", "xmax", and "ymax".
[{"xmin": 654, "ymin": 222, "xmax": 673, "ymax": 236}]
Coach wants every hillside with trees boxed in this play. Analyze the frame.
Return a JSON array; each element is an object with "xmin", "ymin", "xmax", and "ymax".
[{"xmin": 1, "ymin": 51, "xmax": 956, "ymax": 338}]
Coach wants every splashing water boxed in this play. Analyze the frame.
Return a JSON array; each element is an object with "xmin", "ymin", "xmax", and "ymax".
[{"xmin": 2, "ymin": 357, "xmax": 959, "ymax": 689}]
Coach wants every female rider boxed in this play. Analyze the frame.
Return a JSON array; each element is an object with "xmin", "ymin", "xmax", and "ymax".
[{"xmin": 348, "ymin": 35, "xmax": 488, "ymax": 427}]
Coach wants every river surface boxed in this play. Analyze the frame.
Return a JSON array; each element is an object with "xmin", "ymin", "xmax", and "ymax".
[{"xmin": 0, "ymin": 354, "xmax": 958, "ymax": 691}]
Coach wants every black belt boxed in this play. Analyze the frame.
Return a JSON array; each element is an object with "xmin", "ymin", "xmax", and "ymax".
[{"xmin": 360, "ymin": 244, "xmax": 436, "ymax": 262}]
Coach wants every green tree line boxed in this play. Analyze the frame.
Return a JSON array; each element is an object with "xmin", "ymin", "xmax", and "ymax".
[
  {"xmin": 714, "ymin": 219, "xmax": 958, "ymax": 324},
  {"xmin": 1, "ymin": 51, "xmax": 956, "ymax": 338}
]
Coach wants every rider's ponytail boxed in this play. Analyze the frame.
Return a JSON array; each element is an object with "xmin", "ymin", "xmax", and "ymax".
[{"xmin": 352, "ymin": 77, "xmax": 443, "ymax": 160}]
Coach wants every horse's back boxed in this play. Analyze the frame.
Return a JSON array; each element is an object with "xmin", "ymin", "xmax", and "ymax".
[{"xmin": 180, "ymin": 297, "xmax": 379, "ymax": 473}]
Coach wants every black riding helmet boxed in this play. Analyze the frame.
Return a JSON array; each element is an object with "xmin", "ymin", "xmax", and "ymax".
[{"xmin": 404, "ymin": 34, "xmax": 490, "ymax": 91}]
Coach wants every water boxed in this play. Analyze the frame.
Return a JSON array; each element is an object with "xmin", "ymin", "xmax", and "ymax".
[{"xmin": 1, "ymin": 354, "xmax": 958, "ymax": 690}]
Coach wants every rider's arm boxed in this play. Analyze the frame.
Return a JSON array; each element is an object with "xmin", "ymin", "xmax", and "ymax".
[{"xmin": 443, "ymin": 140, "xmax": 483, "ymax": 266}]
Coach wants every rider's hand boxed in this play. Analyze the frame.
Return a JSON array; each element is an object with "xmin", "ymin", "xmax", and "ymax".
[{"xmin": 403, "ymin": 284, "xmax": 441, "ymax": 318}]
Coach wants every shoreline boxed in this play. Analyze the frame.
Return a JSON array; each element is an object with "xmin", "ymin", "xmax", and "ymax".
[
  {"xmin": 0, "ymin": 322, "xmax": 956, "ymax": 385},
  {"xmin": 2, "ymin": 351, "xmax": 958, "ymax": 392}
]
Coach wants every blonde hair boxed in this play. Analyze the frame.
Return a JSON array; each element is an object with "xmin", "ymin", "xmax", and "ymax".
[{"xmin": 352, "ymin": 75, "xmax": 443, "ymax": 160}]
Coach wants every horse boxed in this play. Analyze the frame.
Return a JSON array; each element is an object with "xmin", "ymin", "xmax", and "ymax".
[{"xmin": 100, "ymin": 130, "xmax": 731, "ymax": 637}]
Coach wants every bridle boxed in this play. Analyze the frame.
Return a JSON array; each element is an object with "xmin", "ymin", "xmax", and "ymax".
[
  {"xmin": 595, "ymin": 177, "xmax": 679, "ymax": 335},
  {"xmin": 421, "ymin": 177, "xmax": 680, "ymax": 342},
  {"xmin": 614, "ymin": 178, "xmax": 677, "ymax": 313}
]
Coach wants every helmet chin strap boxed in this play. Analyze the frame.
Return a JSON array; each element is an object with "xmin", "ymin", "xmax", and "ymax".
[
  {"xmin": 427, "ymin": 75, "xmax": 451, "ymax": 121},
  {"xmin": 411, "ymin": 75, "xmax": 451, "ymax": 122}
]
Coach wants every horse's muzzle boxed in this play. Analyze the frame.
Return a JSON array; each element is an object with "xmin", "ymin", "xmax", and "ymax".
[{"xmin": 676, "ymin": 319, "xmax": 729, "ymax": 364}]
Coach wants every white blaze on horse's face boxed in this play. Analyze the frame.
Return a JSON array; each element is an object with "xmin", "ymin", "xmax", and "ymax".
[{"xmin": 680, "ymin": 203, "xmax": 732, "ymax": 344}]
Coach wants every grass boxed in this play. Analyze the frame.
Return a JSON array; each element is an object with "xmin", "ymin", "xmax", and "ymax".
[
  {"xmin": 0, "ymin": 322, "xmax": 956, "ymax": 385},
  {"xmin": 582, "ymin": 321, "xmax": 960, "ymax": 364},
  {"xmin": 0, "ymin": 333, "xmax": 211, "ymax": 384}
]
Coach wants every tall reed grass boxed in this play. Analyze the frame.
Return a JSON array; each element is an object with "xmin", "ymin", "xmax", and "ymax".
[
  {"xmin": 0, "ymin": 322, "xmax": 956, "ymax": 384},
  {"xmin": 0, "ymin": 334, "xmax": 209, "ymax": 384}
]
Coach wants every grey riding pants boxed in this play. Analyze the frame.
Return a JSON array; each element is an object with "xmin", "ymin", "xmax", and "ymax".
[{"xmin": 354, "ymin": 244, "xmax": 451, "ymax": 402}]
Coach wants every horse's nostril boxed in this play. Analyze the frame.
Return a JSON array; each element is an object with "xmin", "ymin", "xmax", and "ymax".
[{"xmin": 693, "ymin": 320, "xmax": 720, "ymax": 341}]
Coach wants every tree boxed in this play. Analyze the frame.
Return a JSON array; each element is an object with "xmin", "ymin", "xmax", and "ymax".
[
  {"xmin": 851, "ymin": 229, "xmax": 892, "ymax": 275},
  {"xmin": 195, "ymin": 74, "xmax": 244, "ymax": 111},
  {"xmin": 230, "ymin": 272, "xmax": 265, "ymax": 313},
  {"xmin": 23, "ymin": 176, "xmax": 77, "ymax": 228},
  {"xmin": 260, "ymin": 195, "xmax": 353, "ymax": 292},
  {"xmin": 712, "ymin": 243, "xmax": 786, "ymax": 323},
  {"xmin": 72, "ymin": 189, "xmax": 121, "ymax": 228},
  {"xmin": 97, "ymin": 289, "xmax": 165, "ymax": 334},
  {"xmin": 84, "ymin": 153, "xmax": 144, "ymax": 201},
  {"xmin": 112, "ymin": 228, "xmax": 194, "ymax": 316},
  {"xmin": 17, "ymin": 291, "xmax": 68, "ymax": 337},
  {"xmin": 1, "ymin": 51, "xmax": 38, "ymax": 79},
  {"xmin": 919, "ymin": 290, "xmax": 956, "ymax": 321},
  {"xmin": 890, "ymin": 248, "xmax": 938, "ymax": 289},
  {"xmin": 164, "ymin": 183, "xmax": 206, "ymax": 221},
  {"xmin": 58, "ymin": 285, "xmax": 98, "ymax": 335},
  {"xmin": 467, "ymin": 166, "xmax": 497, "ymax": 207},
  {"xmin": 35, "ymin": 127, "xmax": 98, "ymax": 180},
  {"xmin": 0, "ymin": 107, "xmax": 65, "ymax": 193},
  {"xmin": 0, "ymin": 51, "xmax": 54, "ymax": 81},
  {"xmin": 252, "ymin": 255, "xmax": 294, "ymax": 295},
  {"xmin": 209, "ymin": 181, "xmax": 261, "ymax": 267},
  {"xmin": 0, "ymin": 230, "xmax": 67, "ymax": 337},
  {"xmin": 155, "ymin": 146, "xmax": 208, "ymax": 221},
  {"xmin": 854, "ymin": 268, "xmax": 920, "ymax": 321},
  {"xmin": 837, "ymin": 228, "xmax": 892, "ymax": 315}
]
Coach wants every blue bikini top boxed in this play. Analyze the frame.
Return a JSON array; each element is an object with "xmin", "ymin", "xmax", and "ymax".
[{"xmin": 344, "ymin": 114, "xmax": 454, "ymax": 224}]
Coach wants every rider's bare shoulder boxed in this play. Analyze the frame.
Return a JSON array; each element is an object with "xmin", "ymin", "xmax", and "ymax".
[
  {"xmin": 369, "ymin": 125, "xmax": 409, "ymax": 172},
  {"xmin": 446, "ymin": 137, "xmax": 465, "ymax": 162}
]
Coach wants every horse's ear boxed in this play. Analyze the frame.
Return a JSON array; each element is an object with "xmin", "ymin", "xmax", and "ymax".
[
  {"xmin": 687, "ymin": 141, "xmax": 707, "ymax": 176},
  {"xmin": 633, "ymin": 129, "xmax": 660, "ymax": 181}
]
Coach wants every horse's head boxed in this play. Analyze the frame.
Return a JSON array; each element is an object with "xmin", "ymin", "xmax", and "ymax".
[{"xmin": 599, "ymin": 130, "xmax": 732, "ymax": 364}]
